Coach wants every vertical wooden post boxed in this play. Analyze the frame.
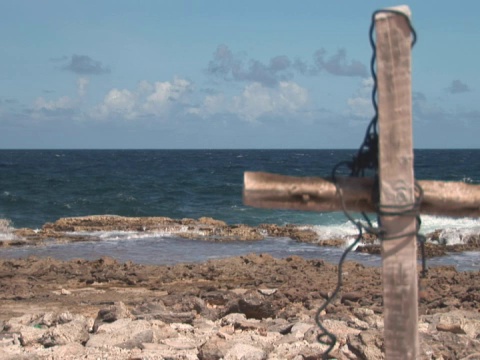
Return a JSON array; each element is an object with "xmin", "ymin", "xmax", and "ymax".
[{"xmin": 376, "ymin": 6, "xmax": 419, "ymax": 359}]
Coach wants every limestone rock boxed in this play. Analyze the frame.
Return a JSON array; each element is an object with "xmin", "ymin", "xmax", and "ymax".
[
  {"xmin": 229, "ymin": 290, "xmax": 275, "ymax": 320},
  {"xmin": 18, "ymin": 325, "xmax": 46, "ymax": 346},
  {"xmin": 422, "ymin": 310, "xmax": 480, "ymax": 339},
  {"xmin": 290, "ymin": 322, "xmax": 315, "ymax": 339},
  {"xmin": 198, "ymin": 335, "xmax": 231, "ymax": 360},
  {"xmin": 48, "ymin": 343, "xmax": 86, "ymax": 358},
  {"xmin": 221, "ymin": 313, "xmax": 248, "ymax": 326},
  {"xmin": 269, "ymin": 341, "xmax": 329, "ymax": 360},
  {"xmin": 163, "ymin": 336, "xmax": 198, "ymax": 350},
  {"xmin": 39, "ymin": 315, "xmax": 90, "ymax": 347},
  {"xmin": 420, "ymin": 328, "xmax": 480, "ymax": 359},
  {"xmin": 92, "ymin": 301, "xmax": 132, "ymax": 333},
  {"xmin": 265, "ymin": 318, "xmax": 294, "ymax": 334},
  {"xmin": 153, "ymin": 310, "xmax": 196, "ymax": 324},
  {"xmin": 4, "ymin": 314, "xmax": 41, "ymax": 331},
  {"xmin": 220, "ymin": 312, "xmax": 265, "ymax": 332},
  {"xmin": 198, "ymin": 217, "xmax": 228, "ymax": 227},
  {"xmin": 347, "ymin": 329, "xmax": 384, "ymax": 360},
  {"xmin": 224, "ymin": 342, "xmax": 266, "ymax": 360},
  {"xmin": 86, "ymin": 318, "xmax": 153, "ymax": 349},
  {"xmin": 341, "ymin": 291, "xmax": 364, "ymax": 303},
  {"xmin": 258, "ymin": 288, "xmax": 277, "ymax": 296}
]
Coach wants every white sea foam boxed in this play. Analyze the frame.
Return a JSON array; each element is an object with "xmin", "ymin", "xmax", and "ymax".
[
  {"xmin": 420, "ymin": 215, "xmax": 480, "ymax": 245},
  {"xmin": 303, "ymin": 215, "xmax": 480, "ymax": 246},
  {"xmin": 69, "ymin": 225, "xmax": 206, "ymax": 242},
  {"xmin": 305, "ymin": 221, "xmax": 379, "ymax": 249},
  {"xmin": 0, "ymin": 218, "xmax": 16, "ymax": 241},
  {"xmin": 302, "ymin": 221, "xmax": 359, "ymax": 241},
  {"xmin": 344, "ymin": 237, "xmax": 363, "ymax": 250},
  {"xmin": 70, "ymin": 230, "xmax": 169, "ymax": 241},
  {"xmin": 420, "ymin": 215, "xmax": 480, "ymax": 233}
]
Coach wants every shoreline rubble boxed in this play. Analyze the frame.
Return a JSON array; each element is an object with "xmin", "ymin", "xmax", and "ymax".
[{"xmin": 0, "ymin": 254, "xmax": 478, "ymax": 359}]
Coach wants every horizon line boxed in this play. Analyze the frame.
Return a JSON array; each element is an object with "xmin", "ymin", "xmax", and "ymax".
[{"xmin": 0, "ymin": 148, "xmax": 478, "ymax": 151}]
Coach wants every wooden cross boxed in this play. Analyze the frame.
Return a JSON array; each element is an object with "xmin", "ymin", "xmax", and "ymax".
[{"xmin": 243, "ymin": 6, "xmax": 480, "ymax": 359}]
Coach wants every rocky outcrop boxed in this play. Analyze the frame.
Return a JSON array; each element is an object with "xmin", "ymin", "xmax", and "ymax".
[
  {"xmin": 2, "ymin": 215, "xmax": 478, "ymax": 258},
  {"xmin": 1, "ymin": 215, "xmax": 323, "ymax": 249}
]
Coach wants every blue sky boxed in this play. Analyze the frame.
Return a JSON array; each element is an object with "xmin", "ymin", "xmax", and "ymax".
[{"xmin": 0, "ymin": 1, "xmax": 478, "ymax": 149}]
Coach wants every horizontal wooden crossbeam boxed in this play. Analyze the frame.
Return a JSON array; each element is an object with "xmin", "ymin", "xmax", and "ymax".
[{"xmin": 244, "ymin": 171, "xmax": 480, "ymax": 218}]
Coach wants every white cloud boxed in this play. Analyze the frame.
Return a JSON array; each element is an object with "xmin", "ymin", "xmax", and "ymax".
[
  {"xmin": 188, "ymin": 93, "xmax": 226, "ymax": 117},
  {"xmin": 28, "ymin": 76, "xmax": 310, "ymax": 126},
  {"xmin": 93, "ymin": 88, "xmax": 137, "ymax": 120},
  {"xmin": 29, "ymin": 77, "xmax": 88, "ymax": 120},
  {"xmin": 191, "ymin": 81, "xmax": 309, "ymax": 122},
  {"xmin": 232, "ymin": 83, "xmax": 277, "ymax": 121},
  {"xmin": 92, "ymin": 77, "xmax": 193, "ymax": 120},
  {"xmin": 235, "ymin": 81, "xmax": 308, "ymax": 121},
  {"xmin": 91, "ymin": 78, "xmax": 307, "ymax": 124},
  {"xmin": 142, "ymin": 78, "xmax": 192, "ymax": 116},
  {"xmin": 347, "ymin": 78, "xmax": 374, "ymax": 119},
  {"xmin": 34, "ymin": 96, "xmax": 75, "ymax": 112},
  {"xmin": 137, "ymin": 80, "xmax": 154, "ymax": 94},
  {"xmin": 28, "ymin": 95, "xmax": 78, "ymax": 120}
]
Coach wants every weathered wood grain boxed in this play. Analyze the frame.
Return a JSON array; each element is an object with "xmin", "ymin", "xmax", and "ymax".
[
  {"xmin": 376, "ymin": 6, "xmax": 418, "ymax": 359},
  {"xmin": 244, "ymin": 172, "xmax": 480, "ymax": 218}
]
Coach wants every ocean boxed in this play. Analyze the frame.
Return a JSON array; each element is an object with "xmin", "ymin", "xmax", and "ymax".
[{"xmin": 0, "ymin": 149, "xmax": 479, "ymax": 270}]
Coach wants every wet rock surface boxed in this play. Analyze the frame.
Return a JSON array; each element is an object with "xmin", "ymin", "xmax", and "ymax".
[
  {"xmin": 2, "ymin": 215, "xmax": 479, "ymax": 258},
  {"xmin": 0, "ymin": 254, "xmax": 478, "ymax": 358},
  {"xmin": 6, "ymin": 215, "xmax": 318, "ymax": 245}
]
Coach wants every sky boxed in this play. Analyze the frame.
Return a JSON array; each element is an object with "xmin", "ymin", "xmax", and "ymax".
[{"xmin": 0, "ymin": 1, "xmax": 479, "ymax": 149}]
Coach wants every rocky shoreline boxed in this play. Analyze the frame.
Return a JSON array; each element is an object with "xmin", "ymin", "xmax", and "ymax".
[
  {"xmin": 1, "ymin": 215, "xmax": 479, "ymax": 358},
  {"xmin": 0, "ymin": 253, "xmax": 479, "ymax": 359},
  {"xmin": 2, "ymin": 215, "xmax": 480, "ymax": 258}
]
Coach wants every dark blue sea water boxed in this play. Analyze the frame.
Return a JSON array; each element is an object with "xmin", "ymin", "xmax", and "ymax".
[{"xmin": 0, "ymin": 149, "xmax": 479, "ymax": 270}]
